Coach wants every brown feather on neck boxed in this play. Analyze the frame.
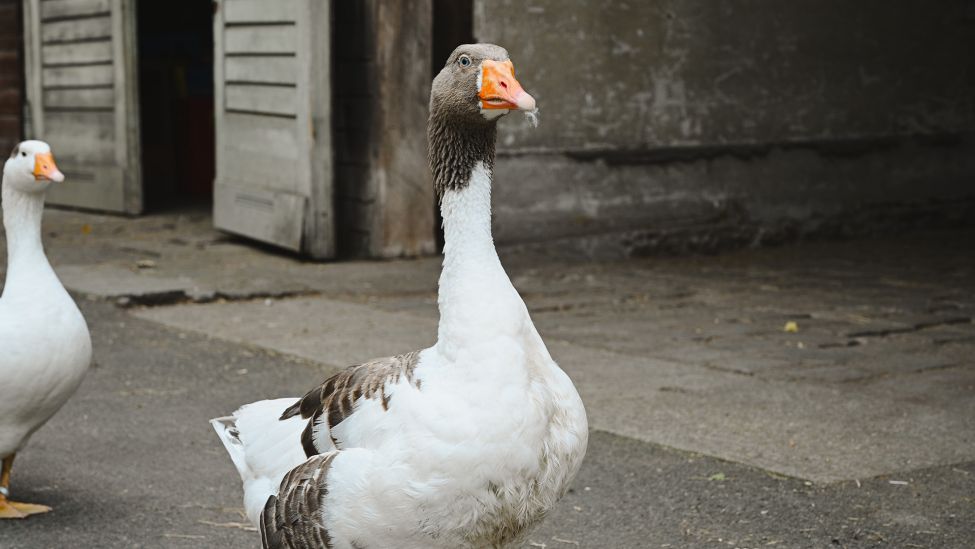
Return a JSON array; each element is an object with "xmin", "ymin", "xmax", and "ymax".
[
  {"xmin": 428, "ymin": 43, "xmax": 511, "ymax": 200},
  {"xmin": 428, "ymin": 113, "xmax": 497, "ymax": 199}
]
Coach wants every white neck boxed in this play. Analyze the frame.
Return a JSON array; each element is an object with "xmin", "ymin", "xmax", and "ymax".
[
  {"xmin": 436, "ymin": 162, "xmax": 525, "ymax": 358},
  {"xmin": 2, "ymin": 178, "xmax": 56, "ymax": 298},
  {"xmin": 440, "ymin": 162, "xmax": 497, "ymax": 267}
]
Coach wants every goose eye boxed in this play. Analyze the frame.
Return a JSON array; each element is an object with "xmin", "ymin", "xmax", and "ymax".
[
  {"xmin": 458, "ymin": 55, "xmax": 471, "ymax": 67},
  {"xmin": 21, "ymin": 152, "xmax": 26, "ymax": 157}
]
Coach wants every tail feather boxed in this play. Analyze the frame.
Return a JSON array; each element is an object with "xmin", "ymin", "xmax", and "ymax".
[
  {"xmin": 210, "ymin": 398, "xmax": 308, "ymax": 525},
  {"xmin": 210, "ymin": 415, "xmax": 248, "ymax": 476}
]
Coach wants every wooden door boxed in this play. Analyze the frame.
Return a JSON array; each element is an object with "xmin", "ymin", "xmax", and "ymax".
[
  {"xmin": 212, "ymin": 0, "xmax": 333, "ymax": 257},
  {"xmin": 22, "ymin": 0, "xmax": 142, "ymax": 213}
]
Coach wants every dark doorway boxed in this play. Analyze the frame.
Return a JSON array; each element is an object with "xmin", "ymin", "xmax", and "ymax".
[
  {"xmin": 136, "ymin": 1, "xmax": 214, "ymax": 212},
  {"xmin": 432, "ymin": 0, "xmax": 474, "ymax": 251},
  {"xmin": 0, "ymin": 0, "xmax": 23, "ymax": 155}
]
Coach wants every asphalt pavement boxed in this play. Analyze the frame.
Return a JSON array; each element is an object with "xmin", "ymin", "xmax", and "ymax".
[
  {"xmin": 0, "ymin": 210, "xmax": 973, "ymax": 548},
  {"xmin": 0, "ymin": 300, "xmax": 970, "ymax": 548}
]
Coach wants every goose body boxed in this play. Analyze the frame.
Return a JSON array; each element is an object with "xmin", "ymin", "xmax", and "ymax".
[
  {"xmin": 212, "ymin": 44, "xmax": 587, "ymax": 548},
  {"xmin": 0, "ymin": 141, "xmax": 91, "ymax": 518}
]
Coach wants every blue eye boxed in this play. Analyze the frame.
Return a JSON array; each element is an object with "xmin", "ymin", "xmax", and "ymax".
[{"xmin": 458, "ymin": 55, "xmax": 471, "ymax": 67}]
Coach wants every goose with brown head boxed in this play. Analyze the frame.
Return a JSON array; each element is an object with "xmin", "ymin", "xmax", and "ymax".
[
  {"xmin": 429, "ymin": 44, "xmax": 536, "ymax": 197},
  {"xmin": 213, "ymin": 44, "xmax": 587, "ymax": 549}
]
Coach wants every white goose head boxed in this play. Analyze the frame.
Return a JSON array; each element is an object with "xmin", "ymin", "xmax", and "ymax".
[{"xmin": 4, "ymin": 140, "xmax": 65, "ymax": 194}]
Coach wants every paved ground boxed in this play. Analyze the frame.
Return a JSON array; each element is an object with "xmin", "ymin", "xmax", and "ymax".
[{"xmin": 0, "ymin": 208, "xmax": 973, "ymax": 548}]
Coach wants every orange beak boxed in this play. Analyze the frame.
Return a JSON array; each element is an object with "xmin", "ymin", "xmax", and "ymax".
[
  {"xmin": 33, "ymin": 152, "xmax": 64, "ymax": 183},
  {"xmin": 479, "ymin": 59, "xmax": 536, "ymax": 111}
]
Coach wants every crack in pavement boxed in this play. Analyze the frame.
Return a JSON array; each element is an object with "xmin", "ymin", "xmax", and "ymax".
[
  {"xmin": 113, "ymin": 289, "xmax": 321, "ymax": 308},
  {"xmin": 836, "ymin": 362, "xmax": 967, "ymax": 384},
  {"xmin": 845, "ymin": 316, "xmax": 972, "ymax": 339}
]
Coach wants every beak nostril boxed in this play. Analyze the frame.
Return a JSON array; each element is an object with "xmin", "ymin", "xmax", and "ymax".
[{"xmin": 500, "ymin": 81, "xmax": 508, "ymax": 89}]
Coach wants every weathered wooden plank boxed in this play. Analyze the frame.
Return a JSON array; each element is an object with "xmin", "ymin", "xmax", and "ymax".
[
  {"xmin": 42, "ymin": 64, "xmax": 114, "ymax": 87},
  {"xmin": 300, "ymin": 0, "xmax": 334, "ymax": 258},
  {"xmin": 43, "ymin": 41, "xmax": 112, "ymax": 65},
  {"xmin": 329, "ymin": 0, "xmax": 429, "ymax": 258},
  {"xmin": 214, "ymin": 0, "xmax": 227, "ymax": 196},
  {"xmin": 218, "ymin": 113, "xmax": 299, "ymax": 193},
  {"xmin": 43, "ymin": 86, "xmax": 114, "ymax": 109},
  {"xmin": 23, "ymin": 0, "xmax": 44, "ymax": 135},
  {"xmin": 224, "ymin": 0, "xmax": 297, "ymax": 23},
  {"xmin": 43, "ymin": 110, "xmax": 116, "ymax": 164},
  {"xmin": 41, "ymin": 15, "xmax": 111, "ymax": 43},
  {"xmin": 213, "ymin": 183, "xmax": 305, "ymax": 251},
  {"xmin": 41, "ymin": 0, "xmax": 110, "ymax": 20},
  {"xmin": 225, "ymin": 84, "xmax": 297, "ymax": 116},
  {"xmin": 45, "ymin": 163, "xmax": 126, "ymax": 212},
  {"xmin": 219, "ymin": 145, "xmax": 300, "ymax": 193},
  {"xmin": 225, "ymin": 56, "xmax": 297, "ymax": 84},
  {"xmin": 222, "ymin": 111, "xmax": 299, "ymax": 159},
  {"xmin": 225, "ymin": 25, "xmax": 296, "ymax": 54},
  {"xmin": 114, "ymin": 0, "xmax": 143, "ymax": 212}
]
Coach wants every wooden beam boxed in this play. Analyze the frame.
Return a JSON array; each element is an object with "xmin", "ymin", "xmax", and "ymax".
[{"xmin": 333, "ymin": 0, "xmax": 435, "ymax": 258}]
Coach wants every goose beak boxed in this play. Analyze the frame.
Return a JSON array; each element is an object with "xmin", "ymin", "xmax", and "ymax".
[
  {"xmin": 479, "ymin": 59, "xmax": 536, "ymax": 111},
  {"xmin": 33, "ymin": 152, "xmax": 64, "ymax": 183}
]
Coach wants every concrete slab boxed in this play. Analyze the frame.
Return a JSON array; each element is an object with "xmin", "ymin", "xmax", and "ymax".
[
  {"xmin": 3, "ymin": 302, "xmax": 972, "ymax": 548},
  {"xmin": 132, "ymin": 297, "xmax": 437, "ymax": 369},
  {"xmin": 57, "ymin": 263, "xmax": 199, "ymax": 301},
  {"xmin": 6, "ymin": 209, "xmax": 974, "ymax": 485},
  {"xmin": 132, "ymin": 295, "xmax": 975, "ymax": 483}
]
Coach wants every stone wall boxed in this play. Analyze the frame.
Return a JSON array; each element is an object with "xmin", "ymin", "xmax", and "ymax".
[{"xmin": 475, "ymin": 0, "xmax": 975, "ymax": 256}]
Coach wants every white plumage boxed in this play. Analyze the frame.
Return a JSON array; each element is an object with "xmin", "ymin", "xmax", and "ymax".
[
  {"xmin": 212, "ymin": 44, "xmax": 588, "ymax": 548},
  {"xmin": 211, "ymin": 398, "xmax": 310, "ymax": 525},
  {"xmin": 0, "ymin": 140, "xmax": 91, "ymax": 519}
]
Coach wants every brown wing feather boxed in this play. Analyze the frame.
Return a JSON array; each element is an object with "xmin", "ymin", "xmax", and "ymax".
[
  {"xmin": 260, "ymin": 453, "xmax": 336, "ymax": 549},
  {"xmin": 281, "ymin": 350, "xmax": 422, "ymax": 456}
]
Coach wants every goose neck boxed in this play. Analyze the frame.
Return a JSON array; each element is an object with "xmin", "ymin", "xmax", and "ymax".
[
  {"xmin": 440, "ymin": 162, "xmax": 496, "ymax": 259},
  {"xmin": 437, "ymin": 162, "xmax": 526, "ymax": 357},
  {"xmin": 2, "ymin": 179, "xmax": 52, "ymax": 294}
]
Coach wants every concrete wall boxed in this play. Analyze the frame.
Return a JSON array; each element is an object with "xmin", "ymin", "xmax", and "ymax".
[{"xmin": 475, "ymin": 0, "xmax": 975, "ymax": 256}]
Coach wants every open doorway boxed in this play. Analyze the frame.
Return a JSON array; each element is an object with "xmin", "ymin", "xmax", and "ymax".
[
  {"xmin": 137, "ymin": 0, "xmax": 214, "ymax": 212},
  {"xmin": 0, "ymin": 0, "xmax": 23, "ymax": 156}
]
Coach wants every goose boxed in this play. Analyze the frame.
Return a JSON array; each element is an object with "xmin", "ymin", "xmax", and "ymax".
[
  {"xmin": 0, "ymin": 140, "xmax": 91, "ymax": 519},
  {"xmin": 211, "ymin": 43, "xmax": 588, "ymax": 548}
]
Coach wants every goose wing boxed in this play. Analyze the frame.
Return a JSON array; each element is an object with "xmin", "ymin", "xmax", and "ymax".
[
  {"xmin": 260, "ymin": 453, "xmax": 336, "ymax": 549},
  {"xmin": 280, "ymin": 350, "xmax": 422, "ymax": 456}
]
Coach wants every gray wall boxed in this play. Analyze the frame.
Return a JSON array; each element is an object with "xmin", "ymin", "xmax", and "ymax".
[{"xmin": 475, "ymin": 0, "xmax": 975, "ymax": 256}]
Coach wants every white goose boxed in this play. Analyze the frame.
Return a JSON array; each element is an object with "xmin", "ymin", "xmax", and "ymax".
[
  {"xmin": 0, "ymin": 140, "xmax": 91, "ymax": 519},
  {"xmin": 212, "ymin": 44, "xmax": 588, "ymax": 548}
]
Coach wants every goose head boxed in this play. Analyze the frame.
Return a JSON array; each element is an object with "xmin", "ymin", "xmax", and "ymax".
[
  {"xmin": 3, "ymin": 140, "xmax": 65, "ymax": 194},
  {"xmin": 431, "ymin": 43, "xmax": 536, "ymax": 124}
]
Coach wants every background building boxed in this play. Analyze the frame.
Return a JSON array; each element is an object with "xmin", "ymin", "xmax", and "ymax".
[{"xmin": 1, "ymin": 0, "xmax": 972, "ymax": 259}]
